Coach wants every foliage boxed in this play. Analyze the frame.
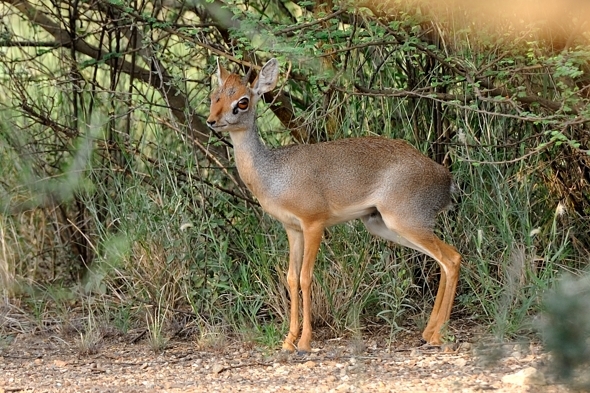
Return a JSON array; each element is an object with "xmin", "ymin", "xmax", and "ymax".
[
  {"xmin": 541, "ymin": 273, "xmax": 590, "ymax": 388},
  {"xmin": 0, "ymin": 0, "xmax": 589, "ymax": 350}
]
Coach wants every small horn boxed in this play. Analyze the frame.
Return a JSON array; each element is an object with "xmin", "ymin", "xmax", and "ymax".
[{"xmin": 242, "ymin": 68, "xmax": 252, "ymax": 83}]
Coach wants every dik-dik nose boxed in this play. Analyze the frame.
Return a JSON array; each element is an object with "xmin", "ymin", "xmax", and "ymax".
[{"xmin": 206, "ymin": 119, "xmax": 216, "ymax": 127}]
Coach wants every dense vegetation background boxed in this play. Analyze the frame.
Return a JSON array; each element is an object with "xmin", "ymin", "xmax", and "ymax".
[{"xmin": 1, "ymin": 0, "xmax": 589, "ymax": 367}]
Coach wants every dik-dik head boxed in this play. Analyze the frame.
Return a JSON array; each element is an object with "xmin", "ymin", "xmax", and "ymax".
[{"xmin": 206, "ymin": 58, "xmax": 279, "ymax": 132}]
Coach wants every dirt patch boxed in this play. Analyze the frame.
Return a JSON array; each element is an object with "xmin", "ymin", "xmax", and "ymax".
[{"xmin": 0, "ymin": 331, "xmax": 570, "ymax": 393}]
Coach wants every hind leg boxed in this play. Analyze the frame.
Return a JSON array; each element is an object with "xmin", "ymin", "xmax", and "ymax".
[
  {"xmin": 362, "ymin": 212, "xmax": 421, "ymax": 250},
  {"xmin": 362, "ymin": 211, "xmax": 461, "ymax": 344}
]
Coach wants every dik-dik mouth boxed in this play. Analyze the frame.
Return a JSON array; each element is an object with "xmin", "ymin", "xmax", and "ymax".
[{"xmin": 206, "ymin": 121, "xmax": 228, "ymax": 130}]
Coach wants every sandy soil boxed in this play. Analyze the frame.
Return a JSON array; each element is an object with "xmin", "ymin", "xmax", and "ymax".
[{"xmin": 0, "ymin": 330, "xmax": 570, "ymax": 393}]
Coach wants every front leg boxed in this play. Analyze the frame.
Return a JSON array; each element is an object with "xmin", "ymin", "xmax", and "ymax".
[
  {"xmin": 282, "ymin": 226, "xmax": 304, "ymax": 352},
  {"xmin": 297, "ymin": 223, "xmax": 324, "ymax": 354}
]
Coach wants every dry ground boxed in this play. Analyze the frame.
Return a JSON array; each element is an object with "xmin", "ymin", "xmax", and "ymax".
[{"xmin": 0, "ymin": 329, "xmax": 571, "ymax": 393}]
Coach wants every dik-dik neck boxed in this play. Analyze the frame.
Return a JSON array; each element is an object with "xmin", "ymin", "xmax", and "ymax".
[
  {"xmin": 228, "ymin": 122, "xmax": 268, "ymax": 157},
  {"xmin": 228, "ymin": 125, "xmax": 271, "ymax": 191}
]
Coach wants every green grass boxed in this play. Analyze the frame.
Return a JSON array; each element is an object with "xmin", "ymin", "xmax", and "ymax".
[{"xmin": 1, "ymin": 90, "xmax": 584, "ymax": 351}]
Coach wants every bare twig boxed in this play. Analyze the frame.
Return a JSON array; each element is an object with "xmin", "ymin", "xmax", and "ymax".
[{"xmin": 273, "ymin": 9, "xmax": 346, "ymax": 36}]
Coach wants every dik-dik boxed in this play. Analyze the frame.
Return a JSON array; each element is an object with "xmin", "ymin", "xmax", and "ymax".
[{"xmin": 206, "ymin": 58, "xmax": 461, "ymax": 353}]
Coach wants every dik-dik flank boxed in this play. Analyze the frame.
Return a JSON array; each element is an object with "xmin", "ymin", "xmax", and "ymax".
[{"xmin": 206, "ymin": 58, "xmax": 461, "ymax": 353}]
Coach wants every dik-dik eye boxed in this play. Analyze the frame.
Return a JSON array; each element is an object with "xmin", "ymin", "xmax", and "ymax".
[
  {"xmin": 238, "ymin": 98, "xmax": 250, "ymax": 109},
  {"xmin": 233, "ymin": 97, "xmax": 249, "ymax": 114}
]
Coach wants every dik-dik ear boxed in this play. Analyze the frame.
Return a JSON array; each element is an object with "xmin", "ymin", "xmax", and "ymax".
[
  {"xmin": 216, "ymin": 58, "xmax": 230, "ymax": 86},
  {"xmin": 251, "ymin": 58, "xmax": 279, "ymax": 96}
]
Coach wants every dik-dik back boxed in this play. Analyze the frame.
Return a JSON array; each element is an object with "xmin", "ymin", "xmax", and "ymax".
[
  {"xmin": 206, "ymin": 58, "xmax": 461, "ymax": 352},
  {"xmin": 252, "ymin": 137, "xmax": 453, "ymax": 229}
]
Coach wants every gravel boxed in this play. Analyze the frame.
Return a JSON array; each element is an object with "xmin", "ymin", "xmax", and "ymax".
[{"xmin": 0, "ymin": 332, "xmax": 570, "ymax": 393}]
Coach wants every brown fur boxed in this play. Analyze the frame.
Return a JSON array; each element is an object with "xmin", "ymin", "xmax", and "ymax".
[{"xmin": 206, "ymin": 58, "xmax": 461, "ymax": 352}]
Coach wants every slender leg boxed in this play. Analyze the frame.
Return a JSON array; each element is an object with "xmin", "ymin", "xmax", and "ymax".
[
  {"xmin": 423, "ymin": 239, "xmax": 461, "ymax": 344},
  {"xmin": 422, "ymin": 268, "xmax": 446, "ymax": 341},
  {"xmin": 297, "ymin": 223, "xmax": 324, "ymax": 353},
  {"xmin": 282, "ymin": 226, "xmax": 304, "ymax": 352},
  {"xmin": 399, "ymin": 233, "xmax": 460, "ymax": 344},
  {"xmin": 364, "ymin": 213, "xmax": 461, "ymax": 345}
]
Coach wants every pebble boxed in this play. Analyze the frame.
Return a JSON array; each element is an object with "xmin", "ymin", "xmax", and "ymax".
[
  {"xmin": 502, "ymin": 367, "xmax": 546, "ymax": 386},
  {"xmin": 53, "ymin": 360, "xmax": 67, "ymax": 367},
  {"xmin": 211, "ymin": 364, "xmax": 225, "ymax": 374},
  {"xmin": 454, "ymin": 357, "xmax": 468, "ymax": 367}
]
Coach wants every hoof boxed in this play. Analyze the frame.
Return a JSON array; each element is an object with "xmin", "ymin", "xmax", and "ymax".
[
  {"xmin": 422, "ymin": 333, "xmax": 442, "ymax": 346},
  {"xmin": 282, "ymin": 342, "xmax": 296, "ymax": 353},
  {"xmin": 296, "ymin": 349, "xmax": 309, "ymax": 357}
]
